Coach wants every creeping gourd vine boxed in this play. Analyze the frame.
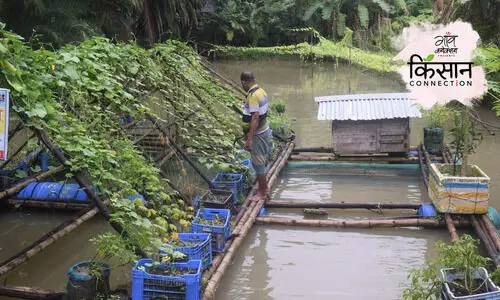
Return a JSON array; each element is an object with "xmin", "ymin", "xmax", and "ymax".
[{"xmin": 0, "ymin": 23, "xmax": 245, "ymax": 259}]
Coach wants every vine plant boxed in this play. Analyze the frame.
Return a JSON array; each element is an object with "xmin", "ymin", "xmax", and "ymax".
[{"xmin": 0, "ymin": 23, "xmax": 244, "ymax": 260}]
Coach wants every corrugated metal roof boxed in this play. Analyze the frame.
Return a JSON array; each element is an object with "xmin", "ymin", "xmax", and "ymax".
[{"xmin": 315, "ymin": 93, "xmax": 422, "ymax": 121}]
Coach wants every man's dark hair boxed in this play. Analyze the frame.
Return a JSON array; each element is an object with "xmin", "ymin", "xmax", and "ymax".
[{"xmin": 240, "ymin": 72, "xmax": 255, "ymax": 81}]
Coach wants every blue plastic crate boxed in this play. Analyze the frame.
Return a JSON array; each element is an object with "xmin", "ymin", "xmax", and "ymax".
[
  {"xmin": 196, "ymin": 189, "xmax": 234, "ymax": 212},
  {"xmin": 132, "ymin": 259, "xmax": 201, "ymax": 300},
  {"xmin": 210, "ymin": 173, "xmax": 243, "ymax": 204},
  {"xmin": 161, "ymin": 233, "xmax": 212, "ymax": 270},
  {"xmin": 191, "ymin": 208, "xmax": 231, "ymax": 253}
]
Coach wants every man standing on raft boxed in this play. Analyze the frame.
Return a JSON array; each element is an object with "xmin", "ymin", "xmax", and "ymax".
[{"xmin": 240, "ymin": 71, "xmax": 270, "ymax": 200}]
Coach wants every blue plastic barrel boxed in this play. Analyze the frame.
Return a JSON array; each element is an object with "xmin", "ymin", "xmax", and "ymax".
[
  {"xmin": 418, "ymin": 204, "xmax": 437, "ymax": 217},
  {"xmin": 16, "ymin": 182, "xmax": 92, "ymax": 201},
  {"xmin": 488, "ymin": 207, "xmax": 500, "ymax": 230}
]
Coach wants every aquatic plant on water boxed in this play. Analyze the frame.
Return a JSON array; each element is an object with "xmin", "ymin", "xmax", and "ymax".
[{"xmin": 213, "ymin": 31, "xmax": 396, "ymax": 73}]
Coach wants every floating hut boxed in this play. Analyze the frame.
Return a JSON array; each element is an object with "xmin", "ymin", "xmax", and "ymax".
[{"xmin": 315, "ymin": 92, "xmax": 421, "ymax": 155}]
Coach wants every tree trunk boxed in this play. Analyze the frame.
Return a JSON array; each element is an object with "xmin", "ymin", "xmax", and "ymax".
[{"xmin": 331, "ymin": 9, "xmax": 337, "ymax": 40}]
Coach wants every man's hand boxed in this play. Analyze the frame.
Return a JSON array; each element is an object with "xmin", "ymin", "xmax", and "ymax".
[{"xmin": 245, "ymin": 138, "xmax": 252, "ymax": 152}]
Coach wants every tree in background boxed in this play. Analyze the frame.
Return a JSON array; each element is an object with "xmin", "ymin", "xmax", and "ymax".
[{"xmin": 0, "ymin": 0, "xmax": 203, "ymax": 47}]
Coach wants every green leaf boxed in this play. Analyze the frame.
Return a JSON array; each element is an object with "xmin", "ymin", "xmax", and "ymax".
[
  {"xmin": 15, "ymin": 170, "xmax": 26, "ymax": 179},
  {"xmin": 63, "ymin": 65, "xmax": 79, "ymax": 80},
  {"xmin": 5, "ymin": 73, "xmax": 23, "ymax": 92},
  {"xmin": 29, "ymin": 102, "xmax": 48, "ymax": 118},
  {"xmin": 358, "ymin": 4, "xmax": 369, "ymax": 29}
]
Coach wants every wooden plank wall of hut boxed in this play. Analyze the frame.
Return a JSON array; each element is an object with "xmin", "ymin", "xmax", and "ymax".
[{"xmin": 332, "ymin": 118, "xmax": 410, "ymax": 154}]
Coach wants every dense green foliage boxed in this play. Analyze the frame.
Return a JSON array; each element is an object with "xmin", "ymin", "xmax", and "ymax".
[
  {"xmin": 475, "ymin": 46, "xmax": 500, "ymax": 115},
  {"xmin": 0, "ymin": 0, "xmax": 204, "ymax": 46},
  {"xmin": 0, "ymin": 22, "xmax": 244, "ymax": 258}
]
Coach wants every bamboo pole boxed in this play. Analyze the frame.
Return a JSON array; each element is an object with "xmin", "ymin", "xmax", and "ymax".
[
  {"xmin": 445, "ymin": 214, "xmax": 459, "ymax": 242},
  {"xmin": 234, "ymin": 143, "xmax": 289, "ymax": 223},
  {"xmin": 34, "ymin": 130, "xmax": 147, "ymax": 257},
  {"xmin": 265, "ymin": 201, "xmax": 421, "ymax": 210},
  {"xmin": 480, "ymin": 215, "xmax": 500, "ymax": 252},
  {"xmin": 205, "ymin": 144, "xmax": 291, "ymax": 281},
  {"xmin": 0, "ymin": 165, "xmax": 64, "ymax": 199},
  {"xmin": 421, "ymin": 144, "xmax": 433, "ymax": 169},
  {"xmin": 199, "ymin": 59, "xmax": 247, "ymax": 96},
  {"xmin": 470, "ymin": 216, "xmax": 500, "ymax": 266},
  {"xmin": 203, "ymin": 200, "xmax": 264, "ymax": 300},
  {"xmin": 156, "ymin": 149, "xmax": 176, "ymax": 167},
  {"xmin": 289, "ymin": 155, "xmax": 335, "ymax": 161},
  {"xmin": 201, "ymin": 200, "xmax": 258, "ymax": 284},
  {"xmin": 292, "ymin": 147, "xmax": 335, "ymax": 153},
  {"xmin": 421, "ymin": 144, "xmax": 459, "ymax": 242},
  {"xmin": 418, "ymin": 144, "xmax": 429, "ymax": 190},
  {"xmin": 7, "ymin": 122, "xmax": 24, "ymax": 139},
  {"xmin": 254, "ymin": 217, "xmax": 471, "ymax": 228},
  {"xmin": 0, "ymin": 207, "xmax": 98, "ymax": 276},
  {"xmin": 0, "ymin": 286, "xmax": 65, "ymax": 300},
  {"xmin": 202, "ymin": 143, "xmax": 294, "ymax": 299},
  {"xmin": 289, "ymin": 155, "xmax": 419, "ymax": 162},
  {"xmin": 147, "ymin": 115, "xmax": 212, "ymax": 186},
  {"xmin": 267, "ymin": 143, "xmax": 294, "ymax": 189},
  {"xmin": 0, "ymin": 133, "xmax": 36, "ymax": 169},
  {"xmin": 7, "ymin": 199, "xmax": 90, "ymax": 210}
]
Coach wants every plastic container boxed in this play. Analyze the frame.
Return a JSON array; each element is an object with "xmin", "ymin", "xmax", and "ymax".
[
  {"xmin": 488, "ymin": 207, "xmax": 500, "ymax": 230},
  {"xmin": 191, "ymin": 208, "xmax": 231, "ymax": 253},
  {"xmin": 210, "ymin": 173, "xmax": 243, "ymax": 204},
  {"xmin": 424, "ymin": 126, "xmax": 444, "ymax": 155},
  {"xmin": 67, "ymin": 260, "xmax": 110, "ymax": 300},
  {"xmin": 16, "ymin": 182, "xmax": 93, "ymax": 202},
  {"xmin": 197, "ymin": 189, "xmax": 233, "ymax": 212},
  {"xmin": 132, "ymin": 259, "xmax": 202, "ymax": 300},
  {"xmin": 163, "ymin": 233, "xmax": 212, "ymax": 270},
  {"xmin": 418, "ymin": 204, "xmax": 437, "ymax": 217},
  {"xmin": 440, "ymin": 267, "xmax": 500, "ymax": 299}
]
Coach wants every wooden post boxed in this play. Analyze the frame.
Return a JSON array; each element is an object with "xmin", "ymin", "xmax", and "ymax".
[
  {"xmin": 0, "ymin": 207, "xmax": 98, "ymax": 276},
  {"xmin": 0, "ymin": 166, "xmax": 64, "ymax": 199}
]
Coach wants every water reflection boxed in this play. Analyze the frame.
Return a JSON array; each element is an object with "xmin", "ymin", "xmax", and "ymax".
[{"xmin": 217, "ymin": 226, "xmax": 448, "ymax": 300}]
